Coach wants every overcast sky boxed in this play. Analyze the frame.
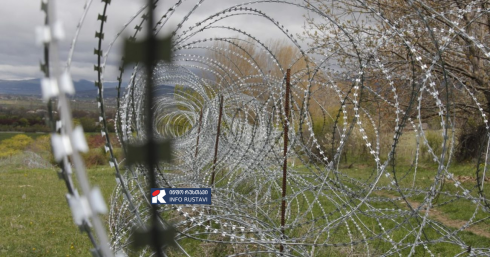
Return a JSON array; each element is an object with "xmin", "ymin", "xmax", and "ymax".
[{"xmin": 0, "ymin": 0, "xmax": 312, "ymax": 81}]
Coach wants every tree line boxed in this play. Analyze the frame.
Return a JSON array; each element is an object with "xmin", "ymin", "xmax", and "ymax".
[{"xmin": 0, "ymin": 106, "xmax": 115, "ymax": 133}]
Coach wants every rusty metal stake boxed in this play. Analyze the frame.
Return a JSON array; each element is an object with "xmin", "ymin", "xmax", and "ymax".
[
  {"xmin": 195, "ymin": 108, "xmax": 203, "ymax": 158},
  {"xmin": 280, "ymin": 69, "xmax": 291, "ymax": 254},
  {"xmin": 211, "ymin": 95, "xmax": 224, "ymax": 186}
]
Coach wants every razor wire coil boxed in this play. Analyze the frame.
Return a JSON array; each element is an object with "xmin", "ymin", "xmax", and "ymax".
[{"xmin": 40, "ymin": 0, "xmax": 490, "ymax": 256}]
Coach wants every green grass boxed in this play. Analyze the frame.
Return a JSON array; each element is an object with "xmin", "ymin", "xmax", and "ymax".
[
  {"xmin": 170, "ymin": 161, "xmax": 490, "ymax": 256},
  {"xmin": 0, "ymin": 167, "xmax": 115, "ymax": 257},
  {"xmin": 1, "ymin": 149, "xmax": 489, "ymax": 256}
]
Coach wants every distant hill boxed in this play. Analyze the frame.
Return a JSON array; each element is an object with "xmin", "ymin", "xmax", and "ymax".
[
  {"xmin": 0, "ymin": 79, "xmax": 43, "ymax": 95},
  {"xmin": 75, "ymin": 84, "xmax": 175, "ymax": 98},
  {"xmin": 0, "ymin": 79, "xmax": 174, "ymax": 98}
]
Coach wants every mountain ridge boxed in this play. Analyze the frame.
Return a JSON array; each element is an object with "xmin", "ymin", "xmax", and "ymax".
[{"xmin": 0, "ymin": 79, "xmax": 174, "ymax": 98}]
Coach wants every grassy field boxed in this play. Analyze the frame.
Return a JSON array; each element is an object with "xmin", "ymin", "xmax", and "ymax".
[
  {"xmin": 1, "ymin": 162, "xmax": 489, "ymax": 256},
  {"xmin": 200, "ymin": 161, "xmax": 490, "ymax": 256},
  {"xmin": 335, "ymin": 163, "xmax": 490, "ymax": 255},
  {"xmin": 0, "ymin": 167, "xmax": 115, "ymax": 257},
  {"xmin": 0, "ymin": 127, "xmax": 489, "ymax": 256}
]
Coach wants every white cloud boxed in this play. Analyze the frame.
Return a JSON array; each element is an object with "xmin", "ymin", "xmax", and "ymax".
[
  {"xmin": 0, "ymin": 64, "xmax": 43, "ymax": 80},
  {"xmin": 1, "ymin": 0, "xmax": 311, "ymax": 80}
]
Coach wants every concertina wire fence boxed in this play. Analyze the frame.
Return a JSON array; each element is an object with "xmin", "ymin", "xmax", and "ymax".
[{"xmin": 37, "ymin": 0, "xmax": 490, "ymax": 256}]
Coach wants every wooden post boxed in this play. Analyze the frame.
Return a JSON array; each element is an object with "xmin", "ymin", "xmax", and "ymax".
[
  {"xmin": 280, "ymin": 69, "xmax": 291, "ymax": 254},
  {"xmin": 195, "ymin": 108, "xmax": 203, "ymax": 158},
  {"xmin": 210, "ymin": 95, "xmax": 224, "ymax": 186}
]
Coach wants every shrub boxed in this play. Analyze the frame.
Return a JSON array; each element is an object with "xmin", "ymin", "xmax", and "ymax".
[
  {"xmin": 82, "ymin": 147, "xmax": 109, "ymax": 167},
  {"xmin": 455, "ymin": 120, "xmax": 487, "ymax": 162},
  {"xmin": 79, "ymin": 117, "xmax": 97, "ymax": 132},
  {"xmin": 5, "ymin": 134, "xmax": 33, "ymax": 147},
  {"xmin": 87, "ymin": 135, "xmax": 106, "ymax": 148},
  {"xmin": 304, "ymin": 107, "xmax": 346, "ymax": 163},
  {"xmin": 18, "ymin": 118, "xmax": 29, "ymax": 127},
  {"xmin": 0, "ymin": 134, "xmax": 34, "ymax": 158}
]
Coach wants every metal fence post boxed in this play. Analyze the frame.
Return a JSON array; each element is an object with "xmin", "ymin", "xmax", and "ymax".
[
  {"xmin": 211, "ymin": 95, "xmax": 224, "ymax": 186},
  {"xmin": 195, "ymin": 108, "xmax": 203, "ymax": 158},
  {"xmin": 280, "ymin": 69, "xmax": 291, "ymax": 254}
]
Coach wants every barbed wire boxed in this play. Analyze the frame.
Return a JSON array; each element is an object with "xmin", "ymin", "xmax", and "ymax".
[{"xmin": 40, "ymin": 0, "xmax": 490, "ymax": 256}]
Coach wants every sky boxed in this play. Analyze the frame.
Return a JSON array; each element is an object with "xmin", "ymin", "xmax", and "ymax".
[{"xmin": 0, "ymin": 0, "xmax": 312, "ymax": 82}]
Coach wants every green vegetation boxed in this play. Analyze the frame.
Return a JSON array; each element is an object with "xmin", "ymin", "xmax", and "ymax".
[
  {"xmin": 0, "ymin": 95, "xmax": 487, "ymax": 256},
  {"xmin": 0, "ymin": 134, "xmax": 33, "ymax": 158},
  {"xmin": 0, "ymin": 132, "xmax": 121, "ymax": 169},
  {"xmin": 0, "ymin": 126, "xmax": 487, "ymax": 256},
  {"xmin": 0, "ymin": 167, "xmax": 115, "ymax": 257},
  {"xmin": 0, "ymin": 132, "xmax": 47, "ymax": 142},
  {"xmin": 0, "ymin": 126, "xmax": 122, "ymax": 256},
  {"xmin": 0, "ymin": 98, "xmax": 116, "ymax": 133},
  {"xmin": 1, "ymin": 163, "xmax": 487, "ymax": 256},
  {"xmin": 196, "ymin": 163, "xmax": 490, "ymax": 256}
]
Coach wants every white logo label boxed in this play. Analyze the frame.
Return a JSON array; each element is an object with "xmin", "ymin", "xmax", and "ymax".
[{"xmin": 151, "ymin": 189, "xmax": 166, "ymax": 203}]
